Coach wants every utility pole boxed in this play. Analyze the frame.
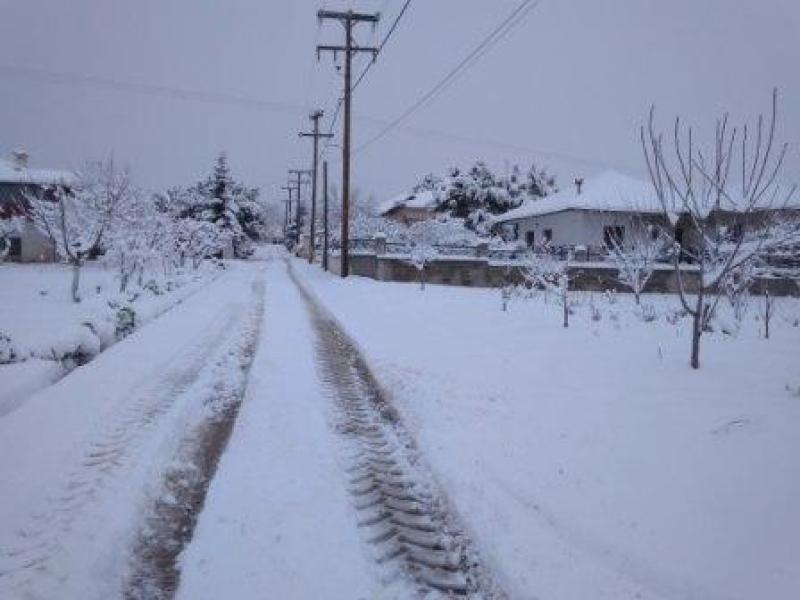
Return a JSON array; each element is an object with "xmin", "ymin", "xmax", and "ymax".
[
  {"xmin": 288, "ymin": 168, "xmax": 311, "ymax": 247},
  {"xmin": 280, "ymin": 184, "xmax": 294, "ymax": 240},
  {"xmin": 317, "ymin": 9, "xmax": 379, "ymax": 277},
  {"xmin": 299, "ymin": 110, "xmax": 333, "ymax": 264},
  {"xmin": 322, "ymin": 160, "xmax": 329, "ymax": 271}
]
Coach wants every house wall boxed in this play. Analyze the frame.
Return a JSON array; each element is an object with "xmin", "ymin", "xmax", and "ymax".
[
  {"xmin": 3, "ymin": 220, "xmax": 55, "ymax": 262},
  {"xmin": 509, "ymin": 210, "xmax": 662, "ymax": 248}
]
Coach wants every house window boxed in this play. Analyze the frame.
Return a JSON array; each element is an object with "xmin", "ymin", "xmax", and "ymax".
[
  {"xmin": 525, "ymin": 231, "xmax": 535, "ymax": 247},
  {"xmin": 603, "ymin": 226, "xmax": 624, "ymax": 248},
  {"xmin": 543, "ymin": 229, "xmax": 553, "ymax": 244},
  {"xmin": 513, "ymin": 224, "xmax": 519, "ymax": 240}
]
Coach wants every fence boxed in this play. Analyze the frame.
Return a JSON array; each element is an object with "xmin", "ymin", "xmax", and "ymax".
[{"xmin": 306, "ymin": 235, "xmax": 799, "ymax": 295}]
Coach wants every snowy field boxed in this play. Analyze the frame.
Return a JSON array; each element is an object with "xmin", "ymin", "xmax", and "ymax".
[
  {"xmin": 0, "ymin": 261, "xmax": 264, "ymax": 599},
  {"xmin": 293, "ymin": 258, "xmax": 800, "ymax": 600},
  {"xmin": 0, "ymin": 261, "xmax": 219, "ymax": 415}
]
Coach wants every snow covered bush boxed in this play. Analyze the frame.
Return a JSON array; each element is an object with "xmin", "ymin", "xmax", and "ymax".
[
  {"xmin": 0, "ymin": 331, "xmax": 16, "ymax": 364},
  {"xmin": 113, "ymin": 305, "xmax": 136, "ymax": 340},
  {"xmin": 0, "ymin": 217, "xmax": 22, "ymax": 262}
]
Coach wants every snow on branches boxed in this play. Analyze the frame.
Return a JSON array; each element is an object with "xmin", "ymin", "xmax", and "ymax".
[
  {"xmin": 607, "ymin": 222, "xmax": 667, "ymax": 305},
  {"xmin": 642, "ymin": 89, "xmax": 798, "ymax": 368}
]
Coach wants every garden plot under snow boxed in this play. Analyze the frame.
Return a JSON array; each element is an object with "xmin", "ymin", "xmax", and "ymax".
[{"xmin": 0, "ymin": 261, "xmax": 219, "ymax": 415}]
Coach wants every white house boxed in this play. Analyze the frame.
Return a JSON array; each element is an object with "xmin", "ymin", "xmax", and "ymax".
[
  {"xmin": 493, "ymin": 171, "xmax": 663, "ymax": 251},
  {"xmin": 0, "ymin": 150, "xmax": 76, "ymax": 262}
]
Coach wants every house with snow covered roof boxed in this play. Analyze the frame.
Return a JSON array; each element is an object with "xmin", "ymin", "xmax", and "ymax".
[
  {"xmin": 493, "ymin": 171, "xmax": 665, "ymax": 250},
  {"xmin": 493, "ymin": 170, "xmax": 799, "ymax": 256},
  {"xmin": 378, "ymin": 189, "xmax": 439, "ymax": 224},
  {"xmin": 0, "ymin": 149, "xmax": 76, "ymax": 262}
]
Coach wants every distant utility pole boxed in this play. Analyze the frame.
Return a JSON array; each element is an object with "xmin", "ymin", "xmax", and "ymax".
[
  {"xmin": 288, "ymin": 168, "xmax": 311, "ymax": 245},
  {"xmin": 317, "ymin": 9, "xmax": 379, "ymax": 277},
  {"xmin": 299, "ymin": 110, "xmax": 333, "ymax": 264},
  {"xmin": 322, "ymin": 160, "xmax": 329, "ymax": 271},
  {"xmin": 280, "ymin": 184, "xmax": 294, "ymax": 237}
]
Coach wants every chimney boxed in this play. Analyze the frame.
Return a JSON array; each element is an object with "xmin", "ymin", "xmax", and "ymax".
[
  {"xmin": 574, "ymin": 177, "xmax": 584, "ymax": 195},
  {"xmin": 11, "ymin": 148, "xmax": 29, "ymax": 171}
]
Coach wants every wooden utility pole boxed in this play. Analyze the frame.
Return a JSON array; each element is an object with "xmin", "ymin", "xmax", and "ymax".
[
  {"xmin": 280, "ymin": 184, "xmax": 294, "ymax": 239},
  {"xmin": 288, "ymin": 168, "xmax": 311, "ymax": 246},
  {"xmin": 322, "ymin": 160, "xmax": 329, "ymax": 271},
  {"xmin": 299, "ymin": 110, "xmax": 333, "ymax": 264},
  {"xmin": 317, "ymin": 9, "xmax": 379, "ymax": 277}
]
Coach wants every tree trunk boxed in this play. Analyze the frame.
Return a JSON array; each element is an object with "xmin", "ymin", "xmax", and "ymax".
[
  {"xmin": 690, "ymin": 292, "xmax": 704, "ymax": 369},
  {"xmin": 562, "ymin": 290, "xmax": 569, "ymax": 328},
  {"xmin": 71, "ymin": 260, "xmax": 82, "ymax": 303},
  {"xmin": 765, "ymin": 290, "xmax": 771, "ymax": 339},
  {"xmin": 634, "ymin": 289, "xmax": 641, "ymax": 305}
]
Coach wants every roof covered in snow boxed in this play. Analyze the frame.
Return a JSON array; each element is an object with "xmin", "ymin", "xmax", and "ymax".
[
  {"xmin": 0, "ymin": 159, "xmax": 76, "ymax": 187},
  {"xmin": 495, "ymin": 171, "xmax": 660, "ymax": 222},
  {"xmin": 379, "ymin": 189, "xmax": 439, "ymax": 215},
  {"xmin": 495, "ymin": 170, "xmax": 799, "ymax": 223}
]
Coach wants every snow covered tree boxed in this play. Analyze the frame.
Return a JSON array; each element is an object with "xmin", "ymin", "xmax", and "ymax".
[
  {"xmin": 607, "ymin": 222, "xmax": 666, "ymax": 304},
  {"xmin": 0, "ymin": 217, "xmax": 22, "ymax": 262},
  {"xmin": 27, "ymin": 185, "xmax": 106, "ymax": 302},
  {"xmin": 177, "ymin": 153, "xmax": 261, "ymax": 259},
  {"xmin": 26, "ymin": 159, "xmax": 130, "ymax": 302},
  {"xmin": 521, "ymin": 250, "xmax": 573, "ymax": 328},
  {"xmin": 526, "ymin": 163, "xmax": 558, "ymax": 199},
  {"xmin": 642, "ymin": 89, "xmax": 799, "ymax": 368},
  {"xmin": 407, "ymin": 222, "xmax": 440, "ymax": 290}
]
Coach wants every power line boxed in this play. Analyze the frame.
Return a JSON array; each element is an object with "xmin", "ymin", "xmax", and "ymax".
[
  {"xmin": 319, "ymin": 0, "xmax": 413, "ymax": 160},
  {"xmin": 352, "ymin": 0, "xmax": 413, "ymax": 92},
  {"xmin": 0, "ymin": 63, "xmax": 315, "ymax": 116},
  {"xmin": 355, "ymin": 0, "xmax": 541, "ymax": 155}
]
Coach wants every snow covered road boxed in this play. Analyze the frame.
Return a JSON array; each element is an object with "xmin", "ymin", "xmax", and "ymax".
[
  {"xmin": 0, "ymin": 262, "xmax": 265, "ymax": 599},
  {"xmin": 178, "ymin": 258, "xmax": 501, "ymax": 598}
]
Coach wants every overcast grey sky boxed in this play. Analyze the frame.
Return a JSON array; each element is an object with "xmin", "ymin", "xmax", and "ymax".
[{"xmin": 0, "ymin": 0, "xmax": 798, "ymax": 204}]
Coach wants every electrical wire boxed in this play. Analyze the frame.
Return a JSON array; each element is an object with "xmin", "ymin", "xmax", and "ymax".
[
  {"xmin": 352, "ymin": 0, "xmax": 413, "ymax": 92},
  {"xmin": 0, "ymin": 63, "xmax": 314, "ymax": 116},
  {"xmin": 354, "ymin": 0, "xmax": 540, "ymax": 155}
]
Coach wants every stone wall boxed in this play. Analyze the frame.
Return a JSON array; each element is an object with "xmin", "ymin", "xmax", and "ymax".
[{"xmin": 327, "ymin": 250, "xmax": 798, "ymax": 297}]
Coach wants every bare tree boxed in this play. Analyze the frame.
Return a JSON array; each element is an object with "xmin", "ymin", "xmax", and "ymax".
[
  {"xmin": 642, "ymin": 89, "xmax": 799, "ymax": 368},
  {"xmin": 607, "ymin": 220, "xmax": 666, "ymax": 305}
]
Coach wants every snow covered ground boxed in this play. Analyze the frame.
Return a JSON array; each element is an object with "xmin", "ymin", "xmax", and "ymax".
[
  {"xmin": 0, "ymin": 261, "xmax": 219, "ymax": 416},
  {"xmin": 0, "ymin": 261, "xmax": 263, "ymax": 599},
  {"xmin": 292, "ymin": 258, "xmax": 800, "ymax": 600},
  {"xmin": 2, "ymin": 248, "xmax": 797, "ymax": 599}
]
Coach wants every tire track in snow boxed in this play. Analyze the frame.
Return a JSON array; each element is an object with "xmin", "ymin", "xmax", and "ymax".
[
  {"xmin": 0, "ymin": 270, "xmax": 265, "ymax": 599},
  {"xmin": 289, "ymin": 261, "xmax": 506, "ymax": 599},
  {"xmin": 124, "ymin": 277, "xmax": 265, "ymax": 600}
]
